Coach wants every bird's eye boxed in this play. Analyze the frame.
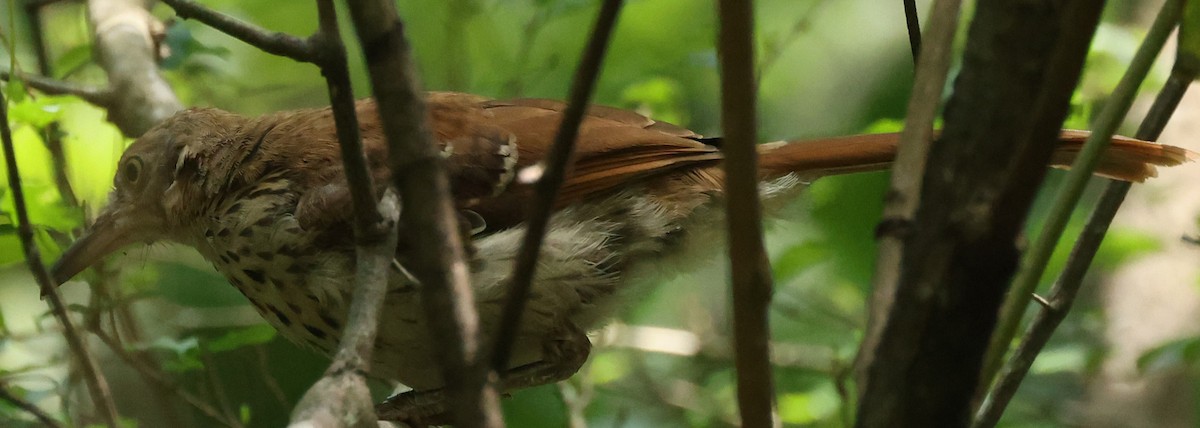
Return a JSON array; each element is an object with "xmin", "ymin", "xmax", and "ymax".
[{"xmin": 123, "ymin": 157, "xmax": 143, "ymax": 184}]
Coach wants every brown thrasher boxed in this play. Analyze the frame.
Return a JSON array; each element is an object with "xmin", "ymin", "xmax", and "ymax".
[{"xmin": 50, "ymin": 92, "xmax": 1192, "ymax": 422}]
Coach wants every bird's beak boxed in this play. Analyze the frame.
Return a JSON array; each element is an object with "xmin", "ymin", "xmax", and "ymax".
[{"xmin": 50, "ymin": 207, "xmax": 140, "ymax": 286}]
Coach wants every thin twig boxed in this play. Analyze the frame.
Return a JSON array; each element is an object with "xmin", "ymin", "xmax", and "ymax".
[
  {"xmin": 904, "ymin": 0, "xmax": 921, "ymax": 63},
  {"xmin": 978, "ymin": 0, "xmax": 1180, "ymax": 393},
  {"xmin": 254, "ymin": 346, "xmax": 290, "ymax": 412},
  {"xmin": 161, "ymin": 0, "xmax": 316, "ymax": 63},
  {"xmin": 859, "ymin": 0, "xmax": 961, "ymax": 385},
  {"xmin": 0, "ymin": 70, "xmax": 111, "ymax": 105},
  {"xmin": 1, "ymin": 85, "xmax": 121, "ymax": 427},
  {"xmin": 492, "ymin": 0, "xmax": 625, "ymax": 376},
  {"xmin": 0, "ymin": 382, "xmax": 64, "ymax": 428},
  {"xmin": 715, "ymin": 0, "xmax": 776, "ymax": 426},
  {"xmin": 198, "ymin": 343, "xmax": 243, "ymax": 428},
  {"xmin": 344, "ymin": 2, "xmax": 502, "ymax": 426},
  {"xmin": 92, "ymin": 328, "xmax": 237, "ymax": 427},
  {"xmin": 311, "ymin": 0, "xmax": 381, "ymax": 237},
  {"xmin": 288, "ymin": 1, "xmax": 397, "ymax": 425},
  {"xmin": 23, "ymin": 0, "xmax": 81, "ymax": 208},
  {"xmin": 972, "ymin": 36, "xmax": 1193, "ymax": 428},
  {"xmin": 756, "ymin": 0, "xmax": 831, "ymax": 83}
]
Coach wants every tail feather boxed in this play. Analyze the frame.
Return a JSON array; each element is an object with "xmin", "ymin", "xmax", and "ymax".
[{"xmin": 758, "ymin": 130, "xmax": 1195, "ymax": 183}]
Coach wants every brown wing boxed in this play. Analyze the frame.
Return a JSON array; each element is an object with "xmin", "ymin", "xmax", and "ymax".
[{"xmin": 445, "ymin": 96, "xmax": 722, "ymax": 229}]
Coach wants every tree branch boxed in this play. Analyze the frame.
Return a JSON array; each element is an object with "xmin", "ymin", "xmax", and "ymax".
[
  {"xmin": 0, "ymin": 381, "xmax": 63, "ymax": 428},
  {"xmin": 715, "ymin": 0, "xmax": 776, "ymax": 426},
  {"xmin": 160, "ymin": 0, "xmax": 316, "ymax": 63},
  {"xmin": 859, "ymin": 0, "xmax": 961, "ymax": 389},
  {"xmin": 492, "ymin": 0, "xmax": 625, "ymax": 378},
  {"xmin": 856, "ymin": 0, "xmax": 1106, "ymax": 425},
  {"xmin": 288, "ymin": 1, "xmax": 396, "ymax": 425},
  {"xmin": 903, "ymin": 0, "xmax": 922, "ymax": 62},
  {"xmin": 1, "ymin": 86, "xmax": 121, "ymax": 427},
  {"xmin": 0, "ymin": 70, "xmax": 111, "ymax": 106},
  {"xmin": 974, "ymin": 6, "xmax": 1190, "ymax": 423},
  {"xmin": 343, "ymin": 2, "xmax": 502, "ymax": 427},
  {"xmin": 979, "ymin": 0, "xmax": 1180, "ymax": 391},
  {"xmin": 86, "ymin": 0, "xmax": 182, "ymax": 136}
]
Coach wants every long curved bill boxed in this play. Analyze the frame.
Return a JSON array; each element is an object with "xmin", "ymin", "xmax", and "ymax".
[{"xmin": 50, "ymin": 209, "xmax": 138, "ymax": 286}]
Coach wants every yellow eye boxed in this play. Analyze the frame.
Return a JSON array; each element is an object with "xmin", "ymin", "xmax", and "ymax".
[{"xmin": 123, "ymin": 157, "xmax": 143, "ymax": 184}]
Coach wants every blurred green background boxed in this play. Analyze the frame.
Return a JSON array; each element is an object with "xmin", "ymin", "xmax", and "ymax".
[{"xmin": 0, "ymin": 0, "xmax": 1194, "ymax": 426}]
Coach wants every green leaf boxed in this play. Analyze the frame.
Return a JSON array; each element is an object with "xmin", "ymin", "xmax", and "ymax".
[
  {"xmin": 5, "ymin": 78, "xmax": 26, "ymax": 103},
  {"xmin": 53, "ymin": 45, "xmax": 94, "ymax": 78},
  {"xmin": 1137, "ymin": 336, "xmax": 1200, "ymax": 373},
  {"xmin": 1178, "ymin": 0, "xmax": 1200, "ymax": 75},
  {"xmin": 161, "ymin": 24, "xmax": 232, "ymax": 70},
  {"xmin": 140, "ymin": 336, "xmax": 203, "ymax": 373},
  {"xmin": 239, "ymin": 404, "xmax": 252, "ymax": 425},
  {"xmin": 206, "ymin": 324, "xmax": 277, "ymax": 353}
]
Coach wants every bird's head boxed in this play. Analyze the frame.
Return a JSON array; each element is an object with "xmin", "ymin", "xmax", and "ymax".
[{"xmin": 51, "ymin": 108, "xmax": 243, "ymax": 285}]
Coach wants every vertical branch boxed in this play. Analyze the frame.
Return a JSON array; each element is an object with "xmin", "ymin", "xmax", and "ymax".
[
  {"xmin": 903, "ymin": 0, "xmax": 922, "ymax": 62},
  {"xmin": 290, "ymin": 1, "xmax": 397, "ymax": 425},
  {"xmin": 715, "ymin": 0, "xmax": 776, "ymax": 426},
  {"xmin": 0, "ymin": 89, "xmax": 120, "ymax": 426},
  {"xmin": 859, "ymin": 0, "xmax": 961, "ymax": 388},
  {"xmin": 311, "ymin": 0, "xmax": 381, "ymax": 234},
  {"xmin": 856, "ymin": 0, "xmax": 1105, "ymax": 425},
  {"xmin": 491, "ymin": 0, "xmax": 625, "ymax": 376},
  {"xmin": 343, "ymin": 2, "xmax": 502, "ymax": 427},
  {"xmin": 23, "ymin": 0, "xmax": 78, "ymax": 206}
]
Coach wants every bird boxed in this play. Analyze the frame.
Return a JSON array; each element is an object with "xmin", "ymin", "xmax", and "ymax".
[{"xmin": 49, "ymin": 91, "xmax": 1193, "ymax": 423}]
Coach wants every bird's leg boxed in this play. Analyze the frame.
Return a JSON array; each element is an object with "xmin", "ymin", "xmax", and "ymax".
[{"xmin": 375, "ymin": 324, "xmax": 592, "ymax": 426}]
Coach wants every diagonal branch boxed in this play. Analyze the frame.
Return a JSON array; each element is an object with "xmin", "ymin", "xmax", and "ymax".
[
  {"xmin": 978, "ymin": 0, "xmax": 1180, "ymax": 391},
  {"xmin": 491, "ymin": 0, "xmax": 625, "ymax": 377},
  {"xmin": 973, "ymin": 5, "xmax": 1189, "ymax": 423},
  {"xmin": 92, "ymin": 328, "xmax": 238, "ymax": 427},
  {"xmin": 0, "ymin": 381, "xmax": 63, "ymax": 428}
]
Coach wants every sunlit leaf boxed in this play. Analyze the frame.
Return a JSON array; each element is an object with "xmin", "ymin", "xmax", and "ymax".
[
  {"xmin": 240, "ymin": 404, "xmax": 252, "ymax": 425},
  {"xmin": 5, "ymin": 79, "xmax": 27, "ymax": 104},
  {"xmin": 620, "ymin": 77, "xmax": 687, "ymax": 126},
  {"xmin": 778, "ymin": 382, "xmax": 839, "ymax": 425},
  {"xmin": 53, "ymin": 44, "xmax": 94, "ymax": 78},
  {"xmin": 207, "ymin": 324, "xmax": 277, "ymax": 353}
]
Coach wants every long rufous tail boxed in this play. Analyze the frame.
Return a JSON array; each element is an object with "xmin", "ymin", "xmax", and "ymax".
[{"xmin": 757, "ymin": 130, "xmax": 1196, "ymax": 183}]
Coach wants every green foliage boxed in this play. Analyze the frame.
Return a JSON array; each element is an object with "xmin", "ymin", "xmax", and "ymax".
[{"xmin": 1138, "ymin": 336, "xmax": 1200, "ymax": 374}]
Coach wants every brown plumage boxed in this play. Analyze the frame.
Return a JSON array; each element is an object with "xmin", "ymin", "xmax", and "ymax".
[{"xmin": 50, "ymin": 92, "xmax": 1193, "ymax": 424}]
